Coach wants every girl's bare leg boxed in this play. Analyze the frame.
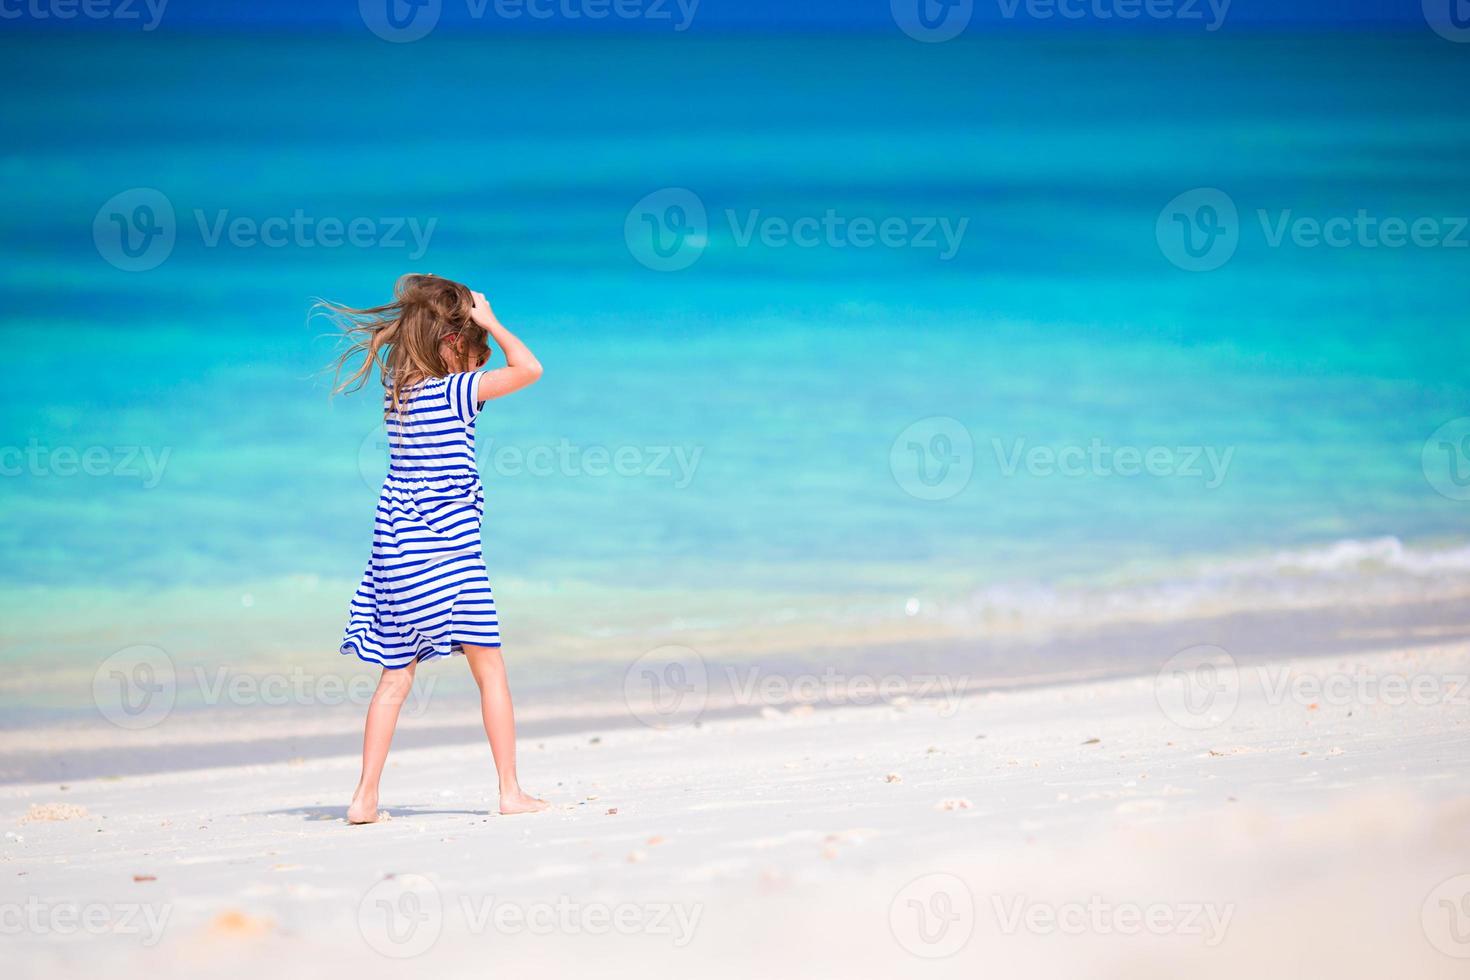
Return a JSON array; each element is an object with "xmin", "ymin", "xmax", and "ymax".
[
  {"xmin": 347, "ymin": 660, "xmax": 418, "ymax": 824},
  {"xmin": 463, "ymin": 643, "xmax": 549, "ymax": 814}
]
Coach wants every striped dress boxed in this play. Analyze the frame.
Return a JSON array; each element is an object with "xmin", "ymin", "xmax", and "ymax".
[{"xmin": 341, "ymin": 372, "xmax": 500, "ymax": 668}]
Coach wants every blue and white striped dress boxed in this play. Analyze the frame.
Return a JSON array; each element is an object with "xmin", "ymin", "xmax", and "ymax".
[{"xmin": 341, "ymin": 372, "xmax": 500, "ymax": 668}]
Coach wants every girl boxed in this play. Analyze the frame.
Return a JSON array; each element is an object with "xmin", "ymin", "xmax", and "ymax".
[{"xmin": 324, "ymin": 273, "xmax": 549, "ymax": 822}]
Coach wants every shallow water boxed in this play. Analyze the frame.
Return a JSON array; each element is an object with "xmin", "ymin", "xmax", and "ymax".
[{"xmin": 1, "ymin": 31, "xmax": 1468, "ymax": 706}]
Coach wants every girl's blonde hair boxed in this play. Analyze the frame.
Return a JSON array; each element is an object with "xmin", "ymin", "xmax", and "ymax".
[{"xmin": 319, "ymin": 273, "xmax": 490, "ymax": 416}]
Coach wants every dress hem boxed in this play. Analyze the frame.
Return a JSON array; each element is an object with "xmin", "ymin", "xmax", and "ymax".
[{"xmin": 340, "ymin": 637, "xmax": 502, "ymax": 669}]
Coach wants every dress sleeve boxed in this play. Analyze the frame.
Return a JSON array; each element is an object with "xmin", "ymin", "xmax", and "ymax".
[{"xmin": 445, "ymin": 372, "xmax": 485, "ymax": 422}]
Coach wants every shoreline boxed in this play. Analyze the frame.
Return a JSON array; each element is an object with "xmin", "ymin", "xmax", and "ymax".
[{"xmin": 5, "ymin": 593, "xmax": 1469, "ymax": 785}]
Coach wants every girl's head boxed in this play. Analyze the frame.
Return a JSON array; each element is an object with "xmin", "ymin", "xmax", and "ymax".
[{"xmin": 321, "ymin": 273, "xmax": 490, "ymax": 413}]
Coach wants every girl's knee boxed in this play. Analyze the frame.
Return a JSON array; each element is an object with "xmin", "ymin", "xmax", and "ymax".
[
  {"xmin": 377, "ymin": 664, "xmax": 415, "ymax": 692},
  {"xmin": 464, "ymin": 644, "xmax": 506, "ymax": 679}
]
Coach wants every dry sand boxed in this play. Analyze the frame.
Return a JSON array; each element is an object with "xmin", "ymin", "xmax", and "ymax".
[{"xmin": 4, "ymin": 643, "xmax": 1470, "ymax": 979}]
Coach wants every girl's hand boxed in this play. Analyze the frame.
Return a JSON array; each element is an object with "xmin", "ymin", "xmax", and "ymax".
[{"xmin": 469, "ymin": 290, "xmax": 500, "ymax": 331}]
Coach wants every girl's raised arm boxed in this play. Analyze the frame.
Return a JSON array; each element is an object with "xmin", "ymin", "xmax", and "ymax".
[{"xmin": 469, "ymin": 291, "xmax": 543, "ymax": 402}]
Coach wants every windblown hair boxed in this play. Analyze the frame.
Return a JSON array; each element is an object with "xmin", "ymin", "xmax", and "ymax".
[{"xmin": 319, "ymin": 273, "xmax": 490, "ymax": 416}]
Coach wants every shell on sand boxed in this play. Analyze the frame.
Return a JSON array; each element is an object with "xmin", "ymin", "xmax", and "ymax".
[
  {"xmin": 20, "ymin": 802, "xmax": 88, "ymax": 823},
  {"xmin": 207, "ymin": 910, "xmax": 274, "ymax": 938}
]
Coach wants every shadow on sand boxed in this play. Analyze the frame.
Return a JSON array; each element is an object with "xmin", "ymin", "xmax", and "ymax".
[{"xmin": 253, "ymin": 804, "xmax": 493, "ymax": 822}]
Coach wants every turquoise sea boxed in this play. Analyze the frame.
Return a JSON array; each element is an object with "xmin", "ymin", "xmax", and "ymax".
[{"xmin": 2, "ymin": 30, "xmax": 1469, "ymax": 730}]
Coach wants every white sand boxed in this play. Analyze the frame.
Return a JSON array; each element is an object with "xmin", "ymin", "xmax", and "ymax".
[{"xmin": 4, "ymin": 643, "xmax": 1470, "ymax": 979}]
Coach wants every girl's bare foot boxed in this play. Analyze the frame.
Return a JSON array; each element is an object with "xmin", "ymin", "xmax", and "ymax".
[
  {"xmin": 499, "ymin": 788, "xmax": 550, "ymax": 815},
  {"xmin": 347, "ymin": 793, "xmax": 380, "ymax": 824}
]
